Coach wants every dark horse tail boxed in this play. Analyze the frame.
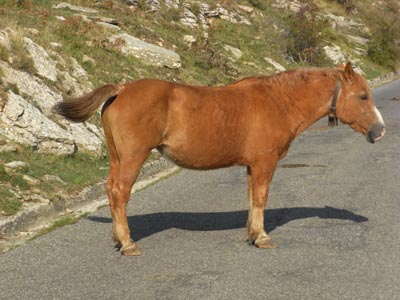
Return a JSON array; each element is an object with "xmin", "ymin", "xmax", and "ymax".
[{"xmin": 52, "ymin": 84, "xmax": 122, "ymax": 122}]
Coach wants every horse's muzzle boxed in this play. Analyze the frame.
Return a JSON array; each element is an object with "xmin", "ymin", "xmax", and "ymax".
[{"xmin": 367, "ymin": 124, "xmax": 385, "ymax": 144}]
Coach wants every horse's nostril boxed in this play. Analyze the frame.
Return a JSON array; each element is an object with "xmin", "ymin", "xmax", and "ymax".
[
  {"xmin": 367, "ymin": 124, "xmax": 385, "ymax": 143},
  {"xmin": 381, "ymin": 127, "xmax": 386, "ymax": 137},
  {"xmin": 372, "ymin": 126, "xmax": 385, "ymax": 143}
]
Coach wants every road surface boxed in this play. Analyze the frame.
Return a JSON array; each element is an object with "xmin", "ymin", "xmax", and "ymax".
[{"xmin": 1, "ymin": 79, "xmax": 399, "ymax": 300}]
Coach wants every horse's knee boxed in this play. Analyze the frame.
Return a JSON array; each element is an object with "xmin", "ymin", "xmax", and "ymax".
[
  {"xmin": 111, "ymin": 181, "xmax": 131, "ymax": 203},
  {"xmin": 106, "ymin": 180, "xmax": 113, "ymax": 199}
]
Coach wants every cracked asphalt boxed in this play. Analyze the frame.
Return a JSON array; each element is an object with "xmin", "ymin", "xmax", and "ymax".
[{"xmin": 1, "ymin": 79, "xmax": 399, "ymax": 300}]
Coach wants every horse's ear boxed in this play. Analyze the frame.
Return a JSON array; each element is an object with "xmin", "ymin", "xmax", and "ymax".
[
  {"xmin": 344, "ymin": 62, "xmax": 355, "ymax": 80},
  {"xmin": 338, "ymin": 62, "xmax": 346, "ymax": 70}
]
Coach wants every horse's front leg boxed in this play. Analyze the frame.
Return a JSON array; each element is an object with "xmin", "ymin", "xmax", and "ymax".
[{"xmin": 247, "ymin": 158, "xmax": 278, "ymax": 249}]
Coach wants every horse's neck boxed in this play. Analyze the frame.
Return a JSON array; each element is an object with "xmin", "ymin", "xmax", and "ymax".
[{"xmin": 289, "ymin": 77, "xmax": 337, "ymax": 136}]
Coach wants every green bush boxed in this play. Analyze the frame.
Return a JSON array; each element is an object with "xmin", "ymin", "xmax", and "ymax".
[
  {"xmin": 9, "ymin": 37, "xmax": 36, "ymax": 74},
  {"xmin": 0, "ymin": 165, "xmax": 11, "ymax": 182},
  {"xmin": 0, "ymin": 45, "xmax": 9, "ymax": 62},
  {"xmin": 0, "ymin": 189, "xmax": 21, "ymax": 216},
  {"xmin": 285, "ymin": 3, "xmax": 329, "ymax": 66},
  {"xmin": 367, "ymin": 21, "xmax": 398, "ymax": 70},
  {"xmin": 248, "ymin": 0, "xmax": 267, "ymax": 11},
  {"xmin": 10, "ymin": 175, "xmax": 29, "ymax": 190},
  {"xmin": 328, "ymin": 0, "xmax": 355, "ymax": 13}
]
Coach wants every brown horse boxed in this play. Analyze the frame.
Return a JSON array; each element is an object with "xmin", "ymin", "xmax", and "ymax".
[{"xmin": 53, "ymin": 62, "xmax": 385, "ymax": 256}]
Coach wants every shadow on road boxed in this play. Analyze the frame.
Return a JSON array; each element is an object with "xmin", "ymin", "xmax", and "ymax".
[{"xmin": 88, "ymin": 206, "xmax": 368, "ymax": 241}]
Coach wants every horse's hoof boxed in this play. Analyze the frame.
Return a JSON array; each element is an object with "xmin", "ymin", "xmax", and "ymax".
[
  {"xmin": 120, "ymin": 244, "xmax": 142, "ymax": 256},
  {"xmin": 255, "ymin": 237, "xmax": 278, "ymax": 249}
]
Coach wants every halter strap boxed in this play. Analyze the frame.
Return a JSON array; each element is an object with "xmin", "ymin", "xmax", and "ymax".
[{"xmin": 328, "ymin": 80, "xmax": 341, "ymax": 127}]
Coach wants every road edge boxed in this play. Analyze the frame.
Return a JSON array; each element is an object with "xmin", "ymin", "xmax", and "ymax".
[{"xmin": 0, "ymin": 157, "xmax": 177, "ymax": 252}]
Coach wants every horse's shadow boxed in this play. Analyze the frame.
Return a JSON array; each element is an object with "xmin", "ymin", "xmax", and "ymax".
[{"xmin": 88, "ymin": 206, "xmax": 368, "ymax": 242}]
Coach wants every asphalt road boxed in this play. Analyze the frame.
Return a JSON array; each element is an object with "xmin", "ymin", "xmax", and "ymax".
[{"xmin": 1, "ymin": 79, "xmax": 399, "ymax": 300}]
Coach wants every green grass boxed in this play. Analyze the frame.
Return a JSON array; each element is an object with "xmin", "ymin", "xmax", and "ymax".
[
  {"xmin": 0, "ymin": 148, "xmax": 109, "ymax": 193},
  {"xmin": 0, "ymin": 44, "xmax": 9, "ymax": 62},
  {"xmin": 10, "ymin": 174, "xmax": 29, "ymax": 190},
  {"xmin": 30, "ymin": 215, "xmax": 84, "ymax": 240},
  {"xmin": 0, "ymin": 148, "xmax": 110, "ymax": 216},
  {"xmin": 0, "ymin": 188, "xmax": 21, "ymax": 216},
  {"xmin": 0, "ymin": 147, "xmax": 164, "ymax": 216}
]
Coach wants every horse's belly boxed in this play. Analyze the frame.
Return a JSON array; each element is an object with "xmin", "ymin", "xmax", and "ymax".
[{"xmin": 157, "ymin": 140, "xmax": 241, "ymax": 170}]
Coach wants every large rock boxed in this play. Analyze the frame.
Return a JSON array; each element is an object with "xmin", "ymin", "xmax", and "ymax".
[
  {"xmin": 0, "ymin": 28, "xmax": 12, "ymax": 51},
  {"xmin": 345, "ymin": 34, "xmax": 369, "ymax": 46},
  {"xmin": 264, "ymin": 57, "xmax": 286, "ymax": 72},
  {"xmin": 323, "ymin": 45, "xmax": 364, "ymax": 74},
  {"xmin": 224, "ymin": 45, "xmax": 243, "ymax": 60},
  {"xmin": 181, "ymin": 6, "xmax": 198, "ymax": 28},
  {"xmin": 204, "ymin": 3, "xmax": 250, "ymax": 25},
  {"xmin": 180, "ymin": 3, "xmax": 251, "ymax": 29},
  {"xmin": 146, "ymin": 0, "xmax": 161, "ymax": 11},
  {"xmin": 46, "ymin": 51, "xmax": 93, "ymax": 96},
  {"xmin": 4, "ymin": 161, "xmax": 29, "ymax": 171},
  {"xmin": 108, "ymin": 33, "xmax": 181, "ymax": 68},
  {"xmin": 0, "ymin": 92, "xmax": 76, "ymax": 155},
  {"xmin": 0, "ymin": 62, "xmax": 103, "ymax": 155},
  {"xmin": 23, "ymin": 37, "xmax": 57, "ymax": 82},
  {"xmin": 0, "ymin": 62, "xmax": 61, "ymax": 114},
  {"xmin": 165, "ymin": 0, "xmax": 179, "ymax": 9},
  {"xmin": 272, "ymin": 0, "xmax": 302, "ymax": 13},
  {"xmin": 323, "ymin": 45, "xmax": 348, "ymax": 65},
  {"xmin": 52, "ymin": 2, "xmax": 98, "ymax": 14},
  {"xmin": 324, "ymin": 13, "xmax": 370, "ymax": 35},
  {"xmin": 69, "ymin": 57, "xmax": 93, "ymax": 92}
]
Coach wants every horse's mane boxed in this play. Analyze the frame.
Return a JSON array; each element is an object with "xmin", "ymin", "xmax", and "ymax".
[{"xmin": 231, "ymin": 68, "xmax": 342, "ymax": 89}]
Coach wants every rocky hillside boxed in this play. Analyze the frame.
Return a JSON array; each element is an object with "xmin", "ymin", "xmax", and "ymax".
[
  {"xmin": 0, "ymin": 0, "xmax": 398, "ymax": 216},
  {"xmin": 0, "ymin": 0, "xmax": 399, "ymax": 156}
]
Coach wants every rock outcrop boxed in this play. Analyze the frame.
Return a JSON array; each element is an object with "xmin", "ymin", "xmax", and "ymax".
[
  {"xmin": 52, "ymin": 2, "xmax": 98, "ymax": 14},
  {"xmin": 108, "ymin": 33, "xmax": 181, "ymax": 69},
  {"xmin": 23, "ymin": 37, "xmax": 57, "ymax": 82},
  {"xmin": 0, "ymin": 30, "xmax": 102, "ymax": 156},
  {"xmin": 1, "ymin": 91, "xmax": 76, "ymax": 155}
]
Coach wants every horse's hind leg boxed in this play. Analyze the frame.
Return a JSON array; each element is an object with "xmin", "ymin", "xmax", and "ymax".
[
  {"xmin": 103, "ymin": 122, "xmax": 150, "ymax": 255},
  {"xmin": 110, "ymin": 150, "xmax": 150, "ymax": 256},
  {"xmin": 104, "ymin": 126, "xmax": 119, "ymax": 245},
  {"xmin": 106, "ymin": 154, "xmax": 118, "ymax": 244}
]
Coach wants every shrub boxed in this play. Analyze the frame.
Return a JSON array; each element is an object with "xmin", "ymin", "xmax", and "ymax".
[
  {"xmin": 10, "ymin": 36, "xmax": 36, "ymax": 74},
  {"xmin": 285, "ymin": 3, "xmax": 329, "ymax": 65},
  {"xmin": 0, "ymin": 45, "xmax": 9, "ymax": 62},
  {"xmin": 0, "ymin": 189, "xmax": 21, "ymax": 216},
  {"xmin": 248, "ymin": 0, "xmax": 267, "ymax": 11},
  {"xmin": 328, "ymin": 0, "xmax": 355, "ymax": 13},
  {"xmin": 367, "ymin": 21, "xmax": 398, "ymax": 70},
  {"xmin": 5, "ymin": 83, "xmax": 19, "ymax": 95}
]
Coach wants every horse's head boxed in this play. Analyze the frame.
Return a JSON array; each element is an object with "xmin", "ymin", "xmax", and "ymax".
[{"xmin": 336, "ymin": 62, "xmax": 385, "ymax": 143}]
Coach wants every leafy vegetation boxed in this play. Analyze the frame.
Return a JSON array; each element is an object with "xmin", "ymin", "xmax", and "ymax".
[
  {"xmin": 367, "ymin": 20, "xmax": 399, "ymax": 71},
  {"xmin": 0, "ymin": 182, "xmax": 21, "ymax": 216},
  {"xmin": 9, "ymin": 37, "xmax": 36, "ymax": 73},
  {"xmin": 0, "ymin": 148, "xmax": 109, "ymax": 216},
  {"xmin": 31, "ymin": 215, "xmax": 81, "ymax": 239},
  {"xmin": 0, "ymin": 148, "xmax": 109, "ymax": 193},
  {"xmin": 285, "ymin": 3, "xmax": 330, "ymax": 66}
]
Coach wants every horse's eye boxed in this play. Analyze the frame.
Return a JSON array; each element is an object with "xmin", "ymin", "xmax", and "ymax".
[{"xmin": 360, "ymin": 94, "xmax": 368, "ymax": 101}]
